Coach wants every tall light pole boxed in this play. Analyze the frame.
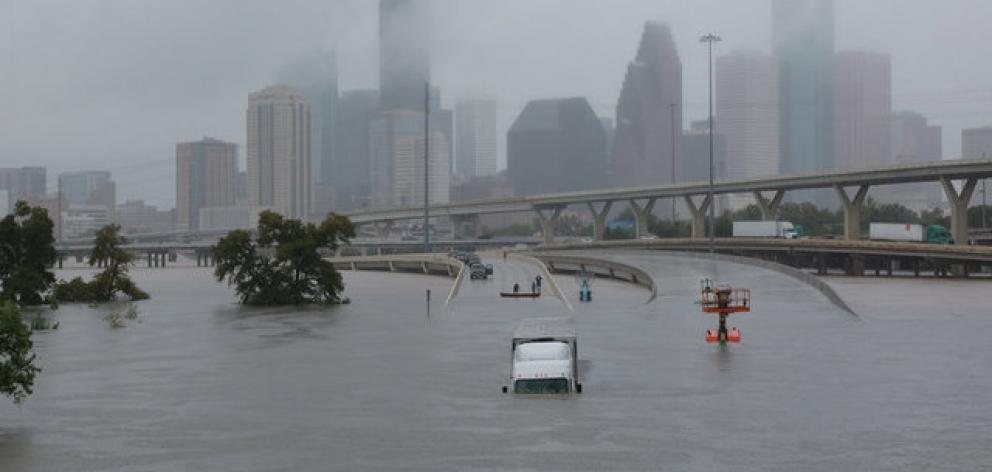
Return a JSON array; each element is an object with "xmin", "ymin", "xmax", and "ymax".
[
  {"xmin": 700, "ymin": 33, "xmax": 721, "ymax": 254},
  {"xmin": 424, "ymin": 82, "xmax": 431, "ymax": 253},
  {"xmin": 670, "ymin": 103, "xmax": 679, "ymax": 225}
]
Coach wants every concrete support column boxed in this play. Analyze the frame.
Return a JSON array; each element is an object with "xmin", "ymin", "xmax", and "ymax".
[
  {"xmin": 587, "ymin": 201, "xmax": 613, "ymax": 241},
  {"xmin": 373, "ymin": 221, "xmax": 394, "ymax": 240},
  {"xmin": 629, "ymin": 198, "xmax": 656, "ymax": 238},
  {"xmin": 940, "ymin": 177, "xmax": 978, "ymax": 245},
  {"xmin": 147, "ymin": 253, "xmax": 152, "ymax": 267},
  {"xmin": 451, "ymin": 214, "xmax": 482, "ymax": 240},
  {"xmin": 534, "ymin": 206, "xmax": 563, "ymax": 245},
  {"xmin": 161, "ymin": 252, "xmax": 167, "ymax": 268},
  {"xmin": 683, "ymin": 194, "xmax": 711, "ymax": 239},
  {"xmin": 753, "ymin": 190, "xmax": 785, "ymax": 221},
  {"xmin": 834, "ymin": 184, "xmax": 870, "ymax": 240}
]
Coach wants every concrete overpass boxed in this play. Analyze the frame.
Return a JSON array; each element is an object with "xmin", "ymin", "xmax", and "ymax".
[{"xmin": 345, "ymin": 158, "xmax": 992, "ymax": 245}]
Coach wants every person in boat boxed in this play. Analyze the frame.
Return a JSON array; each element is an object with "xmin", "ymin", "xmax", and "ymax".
[
  {"xmin": 531, "ymin": 281, "xmax": 537, "ymax": 293},
  {"xmin": 535, "ymin": 275, "xmax": 542, "ymax": 288},
  {"xmin": 513, "ymin": 283, "xmax": 520, "ymax": 293}
]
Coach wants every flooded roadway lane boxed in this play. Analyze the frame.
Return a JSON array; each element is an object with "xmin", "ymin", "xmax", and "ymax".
[{"xmin": 1, "ymin": 252, "xmax": 990, "ymax": 471}]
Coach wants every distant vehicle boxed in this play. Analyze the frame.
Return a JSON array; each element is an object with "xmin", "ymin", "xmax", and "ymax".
[
  {"xmin": 732, "ymin": 221, "xmax": 800, "ymax": 239},
  {"xmin": 477, "ymin": 233, "xmax": 493, "ymax": 240},
  {"xmin": 502, "ymin": 317, "xmax": 581, "ymax": 394},
  {"xmin": 468, "ymin": 262, "xmax": 493, "ymax": 279},
  {"xmin": 639, "ymin": 234, "xmax": 658, "ymax": 240},
  {"xmin": 869, "ymin": 223, "xmax": 952, "ymax": 244},
  {"xmin": 468, "ymin": 254, "xmax": 482, "ymax": 266}
]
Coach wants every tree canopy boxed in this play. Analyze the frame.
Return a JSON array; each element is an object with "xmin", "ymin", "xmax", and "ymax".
[
  {"xmin": 52, "ymin": 224, "xmax": 148, "ymax": 303},
  {"xmin": 213, "ymin": 211, "xmax": 355, "ymax": 305},
  {"xmin": 0, "ymin": 302, "xmax": 40, "ymax": 404},
  {"xmin": 0, "ymin": 201, "xmax": 57, "ymax": 306}
]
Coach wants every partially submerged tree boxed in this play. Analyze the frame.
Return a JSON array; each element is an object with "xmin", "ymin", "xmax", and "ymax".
[
  {"xmin": 0, "ymin": 302, "xmax": 41, "ymax": 404},
  {"xmin": 52, "ymin": 225, "xmax": 148, "ymax": 303},
  {"xmin": 214, "ymin": 211, "xmax": 355, "ymax": 305},
  {"xmin": 0, "ymin": 201, "xmax": 57, "ymax": 306}
]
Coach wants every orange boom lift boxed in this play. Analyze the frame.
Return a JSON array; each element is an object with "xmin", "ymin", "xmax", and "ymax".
[{"xmin": 700, "ymin": 278, "xmax": 750, "ymax": 343}]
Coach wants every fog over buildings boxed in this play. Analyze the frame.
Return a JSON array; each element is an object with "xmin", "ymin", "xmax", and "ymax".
[{"xmin": 3, "ymin": 0, "xmax": 992, "ymax": 217}]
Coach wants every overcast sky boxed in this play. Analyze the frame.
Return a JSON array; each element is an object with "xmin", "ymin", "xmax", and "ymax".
[{"xmin": 2, "ymin": 0, "xmax": 991, "ymax": 207}]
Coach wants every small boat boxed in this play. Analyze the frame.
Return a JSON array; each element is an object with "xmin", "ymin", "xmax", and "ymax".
[{"xmin": 500, "ymin": 291, "xmax": 541, "ymax": 298}]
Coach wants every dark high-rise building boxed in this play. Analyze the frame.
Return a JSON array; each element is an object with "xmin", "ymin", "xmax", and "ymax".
[
  {"xmin": 507, "ymin": 98, "xmax": 606, "ymax": 197},
  {"xmin": 176, "ymin": 138, "xmax": 237, "ymax": 230},
  {"xmin": 773, "ymin": 0, "xmax": 835, "ymax": 204},
  {"xmin": 334, "ymin": 90, "xmax": 380, "ymax": 210},
  {"xmin": 277, "ymin": 50, "xmax": 338, "ymax": 187},
  {"xmin": 611, "ymin": 22, "xmax": 682, "ymax": 195},
  {"xmin": 379, "ymin": 0, "xmax": 429, "ymax": 112}
]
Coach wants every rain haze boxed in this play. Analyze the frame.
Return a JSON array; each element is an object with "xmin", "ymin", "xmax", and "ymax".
[
  {"xmin": 2, "ymin": 0, "xmax": 992, "ymax": 205},
  {"xmin": 5, "ymin": 2, "xmax": 992, "ymax": 471}
]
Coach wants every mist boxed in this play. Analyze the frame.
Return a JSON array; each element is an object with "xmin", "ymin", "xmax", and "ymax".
[{"xmin": 2, "ymin": 0, "xmax": 991, "ymax": 206}]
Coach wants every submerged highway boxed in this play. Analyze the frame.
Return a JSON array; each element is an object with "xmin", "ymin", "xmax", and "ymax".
[{"xmin": 1, "ymin": 251, "xmax": 990, "ymax": 471}]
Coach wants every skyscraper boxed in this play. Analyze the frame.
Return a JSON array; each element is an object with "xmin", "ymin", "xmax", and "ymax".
[
  {"xmin": 277, "ymin": 50, "xmax": 338, "ymax": 188},
  {"xmin": 962, "ymin": 126, "xmax": 992, "ymax": 207},
  {"xmin": 0, "ymin": 167, "xmax": 46, "ymax": 210},
  {"xmin": 369, "ymin": 110, "xmax": 450, "ymax": 208},
  {"xmin": 507, "ymin": 98, "xmax": 606, "ymax": 197},
  {"xmin": 246, "ymin": 86, "xmax": 312, "ymax": 219},
  {"xmin": 773, "ymin": 0, "xmax": 835, "ymax": 189},
  {"xmin": 455, "ymin": 98, "xmax": 499, "ymax": 178},
  {"xmin": 175, "ymin": 138, "xmax": 237, "ymax": 230},
  {"xmin": 883, "ymin": 111, "xmax": 942, "ymax": 209},
  {"xmin": 379, "ymin": 0, "xmax": 429, "ymax": 112},
  {"xmin": 334, "ymin": 90, "xmax": 380, "ymax": 210},
  {"xmin": 611, "ymin": 22, "xmax": 682, "ymax": 197},
  {"xmin": 716, "ymin": 50, "xmax": 779, "ymax": 209},
  {"xmin": 58, "ymin": 171, "xmax": 115, "ymax": 209},
  {"xmin": 834, "ymin": 51, "xmax": 891, "ymax": 170}
]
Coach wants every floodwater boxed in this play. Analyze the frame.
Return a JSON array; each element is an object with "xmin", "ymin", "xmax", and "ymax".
[{"xmin": 1, "ymin": 252, "xmax": 990, "ymax": 471}]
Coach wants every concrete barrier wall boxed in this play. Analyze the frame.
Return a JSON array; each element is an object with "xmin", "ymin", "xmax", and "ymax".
[
  {"xmin": 328, "ymin": 254, "xmax": 463, "ymax": 278},
  {"xmin": 647, "ymin": 250, "xmax": 858, "ymax": 317},
  {"xmin": 529, "ymin": 253, "xmax": 657, "ymax": 303}
]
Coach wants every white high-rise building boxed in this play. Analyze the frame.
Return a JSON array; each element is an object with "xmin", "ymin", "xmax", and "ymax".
[
  {"xmin": 454, "ymin": 98, "xmax": 498, "ymax": 177},
  {"xmin": 716, "ymin": 50, "xmax": 779, "ymax": 210},
  {"xmin": 370, "ymin": 110, "xmax": 450, "ymax": 209},
  {"xmin": 246, "ymin": 86, "xmax": 311, "ymax": 219}
]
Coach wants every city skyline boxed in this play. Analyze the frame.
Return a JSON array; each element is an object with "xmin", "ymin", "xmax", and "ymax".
[{"xmin": 0, "ymin": 0, "xmax": 992, "ymax": 206}]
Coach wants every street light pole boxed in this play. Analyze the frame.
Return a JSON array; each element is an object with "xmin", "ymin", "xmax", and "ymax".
[
  {"xmin": 424, "ymin": 82, "xmax": 431, "ymax": 253},
  {"xmin": 700, "ymin": 33, "xmax": 721, "ymax": 254},
  {"xmin": 670, "ymin": 103, "xmax": 679, "ymax": 224}
]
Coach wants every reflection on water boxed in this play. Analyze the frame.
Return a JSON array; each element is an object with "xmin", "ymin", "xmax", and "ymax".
[{"xmin": 0, "ymin": 256, "xmax": 990, "ymax": 471}]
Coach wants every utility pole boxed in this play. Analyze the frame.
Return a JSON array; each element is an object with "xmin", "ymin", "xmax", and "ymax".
[
  {"xmin": 984, "ymin": 152, "xmax": 988, "ymax": 229},
  {"xmin": 424, "ymin": 82, "xmax": 431, "ymax": 253},
  {"xmin": 699, "ymin": 33, "xmax": 721, "ymax": 254}
]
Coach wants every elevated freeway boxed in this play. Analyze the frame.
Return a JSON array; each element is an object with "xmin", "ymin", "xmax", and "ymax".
[{"xmin": 346, "ymin": 158, "xmax": 992, "ymax": 245}]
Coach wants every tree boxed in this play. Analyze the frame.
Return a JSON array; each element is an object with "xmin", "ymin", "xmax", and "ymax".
[
  {"xmin": 0, "ymin": 302, "xmax": 40, "ymax": 404},
  {"xmin": 52, "ymin": 225, "xmax": 148, "ymax": 303},
  {"xmin": 214, "ymin": 211, "xmax": 355, "ymax": 305},
  {"xmin": 0, "ymin": 201, "xmax": 56, "ymax": 306}
]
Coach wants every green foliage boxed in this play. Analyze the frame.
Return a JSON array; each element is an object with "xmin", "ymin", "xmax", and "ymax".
[
  {"xmin": 29, "ymin": 314, "xmax": 56, "ymax": 331},
  {"xmin": 52, "ymin": 225, "xmax": 149, "ymax": 303},
  {"xmin": 214, "ymin": 211, "xmax": 356, "ymax": 306},
  {"xmin": 0, "ymin": 302, "xmax": 41, "ymax": 404},
  {"xmin": 490, "ymin": 223, "xmax": 536, "ymax": 237},
  {"xmin": 0, "ymin": 201, "xmax": 57, "ymax": 306}
]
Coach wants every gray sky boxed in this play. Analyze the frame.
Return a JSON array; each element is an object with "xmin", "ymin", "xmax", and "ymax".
[{"xmin": 2, "ymin": 0, "xmax": 991, "ymax": 207}]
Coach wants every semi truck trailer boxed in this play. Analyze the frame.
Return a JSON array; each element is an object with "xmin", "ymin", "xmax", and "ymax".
[
  {"xmin": 868, "ymin": 223, "xmax": 951, "ymax": 244},
  {"xmin": 732, "ymin": 221, "xmax": 801, "ymax": 239}
]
